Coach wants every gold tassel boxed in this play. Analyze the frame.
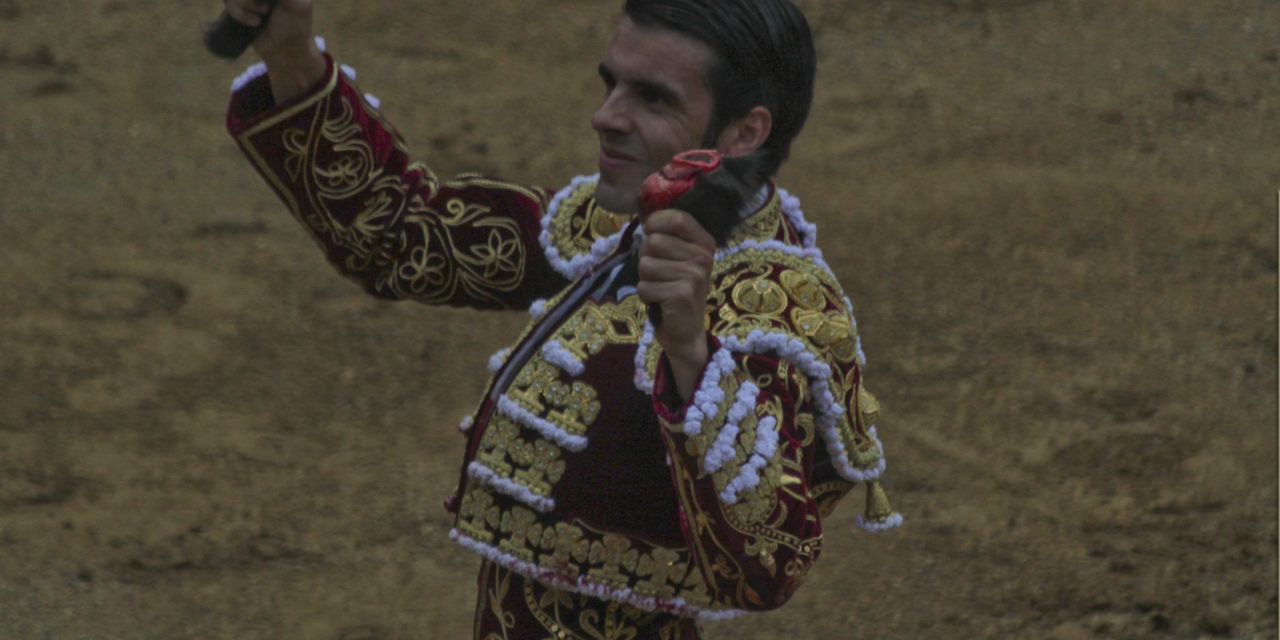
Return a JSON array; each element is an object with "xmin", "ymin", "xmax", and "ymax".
[{"xmin": 864, "ymin": 480, "xmax": 893, "ymax": 523}]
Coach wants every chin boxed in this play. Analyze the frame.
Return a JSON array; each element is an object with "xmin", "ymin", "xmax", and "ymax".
[{"xmin": 593, "ymin": 179, "xmax": 641, "ymax": 215}]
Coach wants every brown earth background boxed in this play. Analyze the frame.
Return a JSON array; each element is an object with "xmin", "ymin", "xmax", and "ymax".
[{"xmin": 1, "ymin": 1, "xmax": 1277, "ymax": 638}]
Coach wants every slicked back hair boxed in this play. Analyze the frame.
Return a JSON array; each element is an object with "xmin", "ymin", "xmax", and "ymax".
[{"xmin": 622, "ymin": 0, "xmax": 817, "ymax": 178}]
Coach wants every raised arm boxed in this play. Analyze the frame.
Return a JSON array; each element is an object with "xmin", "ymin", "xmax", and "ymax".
[{"xmin": 218, "ymin": 0, "xmax": 569, "ymax": 309}]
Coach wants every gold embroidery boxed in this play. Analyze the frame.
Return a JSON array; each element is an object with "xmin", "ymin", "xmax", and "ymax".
[
  {"xmin": 509, "ymin": 360, "xmax": 601, "ymax": 434},
  {"xmin": 257, "ymin": 90, "xmax": 536, "ymax": 306},
  {"xmin": 725, "ymin": 189, "xmax": 784, "ymax": 245},
  {"xmin": 778, "ymin": 269, "xmax": 828, "ymax": 311},
  {"xmin": 790, "ymin": 307, "xmax": 858, "ymax": 363},
  {"xmin": 811, "ymin": 480, "xmax": 853, "ymax": 518},
  {"xmin": 393, "ymin": 194, "xmax": 527, "ymax": 305},
  {"xmin": 481, "ymin": 562, "xmax": 517, "ymax": 640},
  {"xmin": 473, "ymin": 412, "xmax": 569, "ymax": 502},
  {"xmin": 457, "ymin": 493, "xmax": 720, "ymax": 610},
  {"xmin": 730, "ymin": 278, "xmax": 788, "ymax": 315},
  {"xmin": 554, "ymin": 298, "xmax": 648, "ymax": 360},
  {"xmin": 859, "ymin": 387, "xmax": 880, "ymax": 426},
  {"xmin": 743, "ymin": 534, "xmax": 779, "ymax": 577},
  {"xmin": 550, "ymin": 181, "xmax": 634, "ymax": 261}
]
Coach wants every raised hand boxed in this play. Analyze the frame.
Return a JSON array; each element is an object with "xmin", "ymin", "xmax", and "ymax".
[
  {"xmin": 637, "ymin": 209, "xmax": 715, "ymax": 401},
  {"xmin": 219, "ymin": 0, "xmax": 324, "ymax": 104}
]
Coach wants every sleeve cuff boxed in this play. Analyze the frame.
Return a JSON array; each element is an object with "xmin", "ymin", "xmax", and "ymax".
[
  {"xmin": 652, "ymin": 333, "xmax": 721, "ymax": 423},
  {"xmin": 226, "ymin": 51, "xmax": 337, "ymax": 134}
]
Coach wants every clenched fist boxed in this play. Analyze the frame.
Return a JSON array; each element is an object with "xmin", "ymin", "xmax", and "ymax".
[
  {"xmin": 221, "ymin": 0, "xmax": 324, "ymax": 104},
  {"xmin": 637, "ymin": 209, "xmax": 715, "ymax": 401}
]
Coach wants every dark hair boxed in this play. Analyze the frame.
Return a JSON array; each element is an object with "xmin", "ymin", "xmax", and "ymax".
[{"xmin": 623, "ymin": 0, "xmax": 816, "ymax": 177}]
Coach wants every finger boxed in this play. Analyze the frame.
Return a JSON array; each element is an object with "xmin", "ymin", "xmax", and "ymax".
[
  {"xmin": 637, "ymin": 255, "xmax": 707, "ymax": 283},
  {"xmin": 224, "ymin": 1, "xmax": 264, "ymax": 26},
  {"xmin": 644, "ymin": 209, "xmax": 716, "ymax": 251},
  {"xmin": 636, "ymin": 279, "xmax": 700, "ymax": 307},
  {"xmin": 640, "ymin": 232, "xmax": 714, "ymax": 264}
]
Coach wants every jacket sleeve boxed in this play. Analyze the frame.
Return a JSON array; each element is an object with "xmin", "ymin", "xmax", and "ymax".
[
  {"xmin": 648, "ymin": 256, "xmax": 892, "ymax": 611},
  {"xmin": 225, "ymin": 53, "xmax": 568, "ymax": 309},
  {"xmin": 653, "ymin": 344, "xmax": 823, "ymax": 610}
]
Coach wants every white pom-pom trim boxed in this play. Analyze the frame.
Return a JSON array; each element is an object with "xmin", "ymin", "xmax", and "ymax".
[
  {"xmin": 682, "ymin": 348, "xmax": 736, "ymax": 437},
  {"xmin": 466, "ymin": 461, "xmax": 554, "ymax": 512},
  {"xmin": 230, "ymin": 37, "xmax": 328, "ymax": 94},
  {"xmin": 633, "ymin": 319, "xmax": 657, "ymax": 395},
  {"xmin": 719, "ymin": 329, "xmax": 885, "ymax": 484},
  {"xmin": 702, "ymin": 381, "xmax": 759, "ymax": 474},
  {"xmin": 776, "ymin": 187, "xmax": 817, "ymax": 249},
  {"xmin": 528, "ymin": 298, "xmax": 550, "ymax": 319},
  {"xmin": 449, "ymin": 529, "xmax": 745, "ymax": 620},
  {"xmin": 495, "ymin": 395, "xmax": 588, "ymax": 452},
  {"xmin": 714, "ymin": 239, "xmax": 835, "ymax": 281},
  {"xmin": 230, "ymin": 61, "xmax": 266, "ymax": 93},
  {"xmin": 541, "ymin": 340, "xmax": 584, "ymax": 377},
  {"xmin": 856, "ymin": 511, "xmax": 903, "ymax": 532},
  {"xmin": 229, "ymin": 37, "xmax": 380, "ymax": 108},
  {"xmin": 487, "ymin": 347, "xmax": 512, "ymax": 374},
  {"xmin": 719, "ymin": 416, "xmax": 780, "ymax": 504},
  {"xmin": 458, "ymin": 415, "xmax": 473, "ymax": 433},
  {"xmin": 540, "ymin": 175, "xmax": 626, "ymax": 280}
]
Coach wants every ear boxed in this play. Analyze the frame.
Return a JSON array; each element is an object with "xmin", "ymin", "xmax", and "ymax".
[{"xmin": 714, "ymin": 106, "xmax": 773, "ymax": 157}]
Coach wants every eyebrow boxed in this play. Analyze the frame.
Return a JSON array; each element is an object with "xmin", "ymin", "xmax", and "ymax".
[{"xmin": 598, "ymin": 62, "xmax": 682, "ymax": 107}]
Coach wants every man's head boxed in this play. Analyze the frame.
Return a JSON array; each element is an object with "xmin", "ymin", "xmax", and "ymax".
[{"xmin": 590, "ymin": 0, "xmax": 816, "ymax": 213}]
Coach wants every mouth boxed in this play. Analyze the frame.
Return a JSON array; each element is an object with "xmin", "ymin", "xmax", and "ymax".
[{"xmin": 598, "ymin": 145, "xmax": 637, "ymax": 172}]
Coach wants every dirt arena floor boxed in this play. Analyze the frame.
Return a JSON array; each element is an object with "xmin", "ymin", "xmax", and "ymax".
[{"xmin": 1, "ymin": 1, "xmax": 1276, "ymax": 638}]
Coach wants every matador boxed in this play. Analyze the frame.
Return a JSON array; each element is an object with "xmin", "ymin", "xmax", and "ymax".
[{"xmin": 218, "ymin": 0, "xmax": 901, "ymax": 637}]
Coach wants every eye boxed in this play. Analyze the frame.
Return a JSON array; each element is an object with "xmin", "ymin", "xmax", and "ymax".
[
  {"xmin": 597, "ymin": 65, "xmax": 617, "ymax": 94},
  {"xmin": 636, "ymin": 85, "xmax": 667, "ymax": 106}
]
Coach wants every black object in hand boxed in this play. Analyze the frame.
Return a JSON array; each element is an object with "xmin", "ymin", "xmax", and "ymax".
[
  {"xmin": 203, "ymin": 1, "xmax": 280, "ymax": 59},
  {"xmin": 628, "ymin": 151, "xmax": 769, "ymax": 327}
]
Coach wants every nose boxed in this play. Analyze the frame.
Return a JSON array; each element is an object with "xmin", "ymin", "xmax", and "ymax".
[{"xmin": 591, "ymin": 90, "xmax": 630, "ymax": 137}]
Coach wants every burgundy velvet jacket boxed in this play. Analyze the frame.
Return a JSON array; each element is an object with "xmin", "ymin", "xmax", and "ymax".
[{"xmin": 226, "ymin": 53, "xmax": 898, "ymax": 621}]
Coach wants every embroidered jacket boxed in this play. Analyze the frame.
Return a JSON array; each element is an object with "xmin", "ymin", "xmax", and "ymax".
[{"xmin": 226, "ymin": 52, "xmax": 899, "ymax": 621}]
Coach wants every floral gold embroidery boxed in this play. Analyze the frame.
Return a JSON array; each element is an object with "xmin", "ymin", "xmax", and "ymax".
[
  {"xmin": 552, "ymin": 188, "xmax": 634, "ymax": 259},
  {"xmin": 778, "ymin": 269, "xmax": 827, "ymax": 311},
  {"xmin": 790, "ymin": 307, "xmax": 858, "ymax": 363},
  {"xmin": 731, "ymin": 278, "xmax": 788, "ymax": 316}
]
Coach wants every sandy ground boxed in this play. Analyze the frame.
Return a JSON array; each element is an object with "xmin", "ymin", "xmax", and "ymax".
[{"xmin": 0, "ymin": 1, "xmax": 1276, "ymax": 638}]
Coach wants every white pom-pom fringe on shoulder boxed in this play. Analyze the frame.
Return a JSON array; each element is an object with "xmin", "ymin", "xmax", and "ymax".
[
  {"xmin": 714, "ymin": 239, "xmax": 835, "ymax": 281},
  {"xmin": 776, "ymin": 187, "xmax": 817, "ymax": 249}
]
